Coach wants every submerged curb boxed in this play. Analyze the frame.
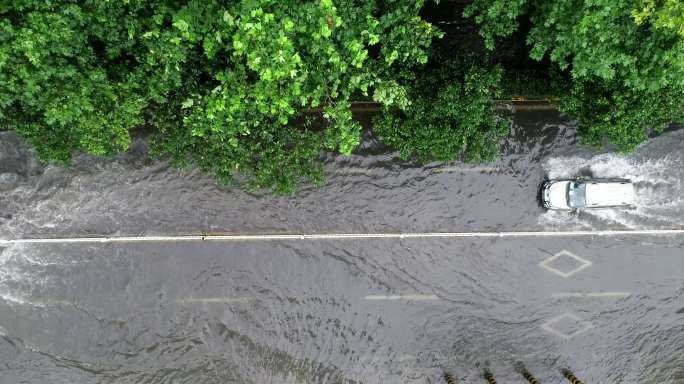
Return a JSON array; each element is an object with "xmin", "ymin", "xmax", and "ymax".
[
  {"xmin": 304, "ymin": 100, "xmax": 559, "ymax": 113},
  {"xmin": 1, "ymin": 229, "xmax": 684, "ymax": 245}
]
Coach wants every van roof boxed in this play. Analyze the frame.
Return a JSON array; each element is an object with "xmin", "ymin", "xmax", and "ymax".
[{"xmin": 585, "ymin": 182, "xmax": 635, "ymax": 207}]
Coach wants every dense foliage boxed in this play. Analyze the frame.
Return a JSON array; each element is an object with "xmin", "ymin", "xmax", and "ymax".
[
  {"xmin": 158, "ymin": 0, "xmax": 443, "ymax": 192},
  {"xmin": 2, "ymin": 0, "xmax": 683, "ymax": 193},
  {"xmin": 632, "ymin": 0, "xmax": 684, "ymax": 37},
  {"xmin": 1, "ymin": 0, "xmax": 442, "ymax": 192},
  {"xmin": 374, "ymin": 58, "xmax": 508, "ymax": 163},
  {"xmin": 565, "ymin": 81, "xmax": 684, "ymax": 151},
  {"xmin": 0, "ymin": 1, "xmax": 156, "ymax": 161},
  {"xmin": 465, "ymin": 0, "xmax": 684, "ymax": 151}
]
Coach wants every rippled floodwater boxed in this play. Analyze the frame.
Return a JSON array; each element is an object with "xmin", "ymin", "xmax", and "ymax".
[
  {"xmin": 1, "ymin": 110, "xmax": 684, "ymax": 237},
  {"xmin": 0, "ymin": 109, "xmax": 683, "ymax": 383},
  {"xmin": 1, "ymin": 237, "xmax": 682, "ymax": 383}
]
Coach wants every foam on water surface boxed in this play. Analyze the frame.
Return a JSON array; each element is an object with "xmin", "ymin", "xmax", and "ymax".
[{"xmin": 540, "ymin": 134, "xmax": 684, "ymax": 229}]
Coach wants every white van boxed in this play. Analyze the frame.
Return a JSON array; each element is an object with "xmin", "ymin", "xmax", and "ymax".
[{"xmin": 542, "ymin": 178, "xmax": 635, "ymax": 210}]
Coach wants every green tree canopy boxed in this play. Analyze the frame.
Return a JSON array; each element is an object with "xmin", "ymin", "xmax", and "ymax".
[
  {"xmin": 632, "ymin": 0, "xmax": 684, "ymax": 37},
  {"xmin": 373, "ymin": 57, "xmax": 508, "ymax": 163},
  {"xmin": 465, "ymin": 0, "xmax": 684, "ymax": 151},
  {"xmin": 1, "ymin": 0, "xmax": 442, "ymax": 192}
]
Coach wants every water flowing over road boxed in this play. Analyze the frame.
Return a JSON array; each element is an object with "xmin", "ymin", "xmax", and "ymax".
[
  {"xmin": 2, "ymin": 110, "xmax": 684, "ymax": 239},
  {"xmin": 0, "ymin": 109, "xmax": 683, "ymax": 383}
]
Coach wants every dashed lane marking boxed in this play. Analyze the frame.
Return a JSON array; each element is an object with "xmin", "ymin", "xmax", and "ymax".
[
  {"xmin": 364, "ymin": 295, "xmax": 439, "ymax": 301},
  {"xmin": 551, "ymin": 292, "xmax": 631, "ymax": 299},
  {"xmin": 176, "ymin": 297, "xmax": 254, "ymax": 304},
  {"xmin": 432, "ymin": 166, "xmax": 500, "ymax": 173}
]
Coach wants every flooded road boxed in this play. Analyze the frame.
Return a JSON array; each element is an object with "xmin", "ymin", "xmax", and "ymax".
[
  {"xmin": 0, "ymin": 109, "xmax": 683, "ymax": 383},
  {"xmin": 2, "ymin": 110, "xmax": 684, "ymax": 239},
  {"xmin": 1, "ymin": 236, "xmax": 682, "ymax": 383}
]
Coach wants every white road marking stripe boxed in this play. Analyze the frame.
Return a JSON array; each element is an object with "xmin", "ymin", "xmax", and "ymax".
[
  {"xmin": 0, "ymin": 295, "xmax": 75, "ymax": 307},
  {"xmin": 1, "ymin": 229, "xmax": 683, "ymax": 245},
  {"xmin": 176, "ymin": 297, "xmax": 253, "ymax": 304},
  {"xmin": 329, "ymin": 168, "xmax": 373, "ymax": 175},
  {"xmin": 364, "ymin": 295, "xmax": 439, "ymax": 301},
  {"xmin": 397, "ymin": 354, "xmax": 417, "ymax": 362},
  {"xmin": 552, "ymin": 292, "xmax": 631, "ymax": 298},
  {"xmin": 432, "ymin": 166, "xmax": 499, "ymax": 173},
  {"xmin": 330, "ymin": 166, "xmax": 500, "ymax": 175}
]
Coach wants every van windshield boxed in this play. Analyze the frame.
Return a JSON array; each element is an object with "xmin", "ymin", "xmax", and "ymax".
[{"xmin": 567, "ymin": 182, "xmax": 586, "ymax": 208}]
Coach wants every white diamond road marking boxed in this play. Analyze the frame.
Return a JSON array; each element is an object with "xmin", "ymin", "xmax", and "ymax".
[
  {"xmin": 538, "ymin": 249, "xmax": 593, "ymax": 278},
  {"xmin": 541, "ymin": 313, "xmax": 594, "ymax": 340}
]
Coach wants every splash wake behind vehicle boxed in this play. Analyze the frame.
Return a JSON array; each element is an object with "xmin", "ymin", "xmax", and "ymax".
[{"xmin": 541, "ymin": 178, "xmax": 635, "ymax": 210}]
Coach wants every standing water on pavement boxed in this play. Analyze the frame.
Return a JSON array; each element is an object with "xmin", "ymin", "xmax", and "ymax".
[{"xmin": 0, "ymin": 110, "xmax": 683, "ymax": 383}]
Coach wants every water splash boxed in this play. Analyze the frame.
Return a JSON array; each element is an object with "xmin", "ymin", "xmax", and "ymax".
[{"xmin": 539, "ymin": 135, "xmax": 684, "ymax": 229}]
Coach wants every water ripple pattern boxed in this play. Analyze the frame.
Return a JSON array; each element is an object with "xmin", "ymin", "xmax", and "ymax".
[{"xmin": 1, "ymin": 111, "xmax": 683, "ymax": 383}]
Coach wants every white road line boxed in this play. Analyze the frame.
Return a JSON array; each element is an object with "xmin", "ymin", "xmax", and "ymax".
[
  {"xmin": 330, "ymin": 166, "xmax": 500, "ymax": 175},
  {"xmin": 551, "ymin": 292, "xmax": 631, "ymax": 298},
  {"xmin": 1, "ymin": 229, "xmax": 683, "ymax": 245},
  {"xmin": 364, "ymin": 294, "xmax": 439, "ymax": 301},
  {"xmin": 329, "ymin": 168, "xmax": 373, "ymax": 175},
  {"xmin": 432, "ymin": 166, "xmax": 500, "ymax": 173},
  {"xmin": 179, "ymin": 295, "xmax": 441, "ymax": 304},
  {"xmin": 0, "ymin": 295, "xmax": 75, "ymax": 307},
  {"xmin": 176, "ymin": 297, "xmax": 253, "ymax": 304},
  {"xmin": 397, "ymin": 354, "xmax": 418, "ymax": 362}
]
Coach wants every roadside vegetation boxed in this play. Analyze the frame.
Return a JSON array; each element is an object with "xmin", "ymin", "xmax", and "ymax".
[
  {"xmin": 466, "ymin": 0, "xmax": 684, "ymax": 151},
  {"xmin": 374, "ymin": 53, "xmax": 508, "ymax": 163},
  {"xmin": 1, "ymin": 0, "xmax": 682, "ymax": 192}
]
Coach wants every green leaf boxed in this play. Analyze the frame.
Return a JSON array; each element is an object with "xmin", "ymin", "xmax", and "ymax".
[{"xmin": 181, "ymin": 98, "xmax": 194, "ymax": 109}]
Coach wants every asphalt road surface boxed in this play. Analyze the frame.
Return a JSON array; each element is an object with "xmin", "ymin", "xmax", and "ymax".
[{"xmin": 0, "ymin": 110, "xmax": 683, "ymax": 383}]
